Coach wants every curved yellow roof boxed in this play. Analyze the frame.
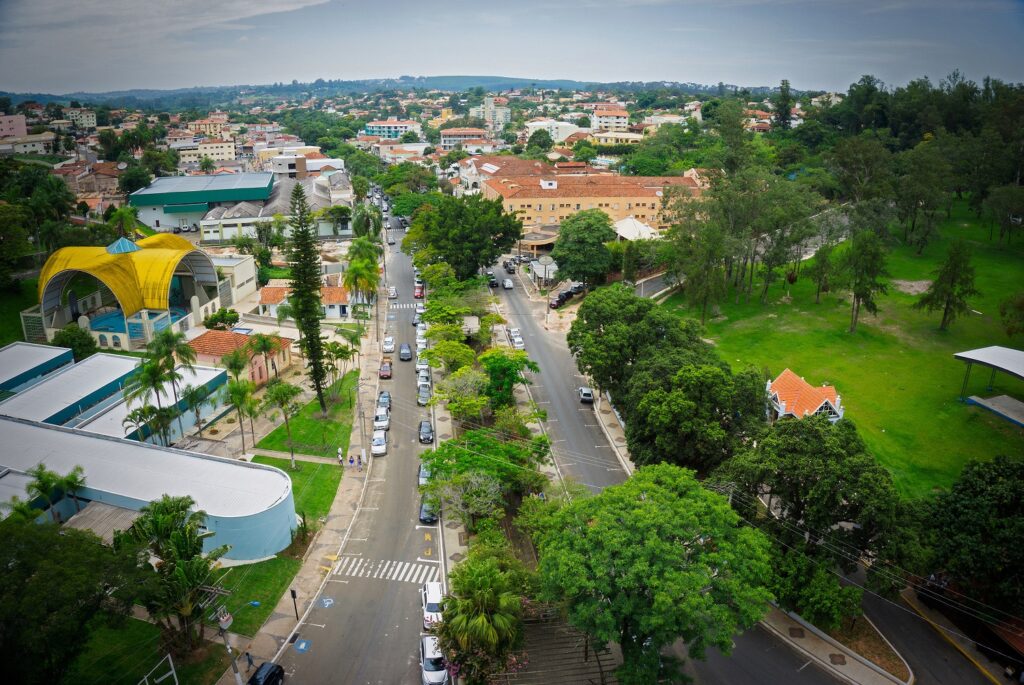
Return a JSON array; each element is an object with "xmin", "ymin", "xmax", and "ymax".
[{"xmin": 38, "ymin": 235, "xmax": 215, "ymax": 316}]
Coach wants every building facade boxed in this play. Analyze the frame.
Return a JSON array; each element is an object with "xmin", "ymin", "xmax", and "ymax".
[
  {"xmin": 439, "ymin": 127, "xmax": 488, "ymax": 150},
  {"xmin": 592, "ymin": 108, "xmax": 630, "ymax": 132},
  {"xmin": 363, "ymin": 119, "xmax": 422, "ymax": 139},
  {"xmin": 0, "ymin": 114, "xmax": 28, "ymax": 138}
]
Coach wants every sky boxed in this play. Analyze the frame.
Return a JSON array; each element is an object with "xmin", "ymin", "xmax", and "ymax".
[{"xmin": 1, "ymin": 0, "xmax": 1022, "ymax": 95}]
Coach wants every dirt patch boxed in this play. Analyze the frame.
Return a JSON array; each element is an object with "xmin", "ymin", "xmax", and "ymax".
[
  {"xmin": 828, "ymin": 615, "xmax": 910, "ymax": 681},
  {"xmin": 892, "ymin": 279, "xmax": 931, "ymax": 295}
]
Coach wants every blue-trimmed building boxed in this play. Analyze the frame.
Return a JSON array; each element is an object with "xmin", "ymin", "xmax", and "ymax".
[
  {"xmin": 0, "ymin": 341, "xmax": 73, "ymax": 395},
  {"xmin": 129, "ymin": 173, "xmax": 275, "ymax": 232}
]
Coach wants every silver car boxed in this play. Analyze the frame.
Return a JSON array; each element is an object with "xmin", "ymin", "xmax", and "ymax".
[{"xmin": 419, "ymin": 635, "xmax": 449, "ymax": 684}]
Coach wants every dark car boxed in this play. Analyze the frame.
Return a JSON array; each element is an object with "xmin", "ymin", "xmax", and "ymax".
[
  {"xmin": 488, "ymin": 277, "xmax": 499, "ymax": 288},
  {"xmin": 247, "ymin": 662, "xmax": 285, "ymax": 685},
  {"xmin": 505, "ymin": 262, "xmax": 516, "ymax": 274},
  {"xmin": 419, "ymin": 420, "xmax": 434, "ymax": 444},
  {"xmin": 558, "ymin": 290, "xmax": 573, "ymax": 303},
  {"xmin": 549, "ymin": 296, "xmax": 561, "ymax": 309},
  {"xmin": 399, "ymin": 343, "xmax": 413, "ymax": 361},
  {"xmin": 419, "ymin": 496, "xmax": 439, "ymax": 524}
]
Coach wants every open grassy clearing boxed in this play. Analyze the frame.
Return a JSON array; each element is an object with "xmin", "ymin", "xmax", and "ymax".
[
  {"xmin": 256, "ymin": 370, "xmax": 358, "ymax": 458},
  {"xmin": 252, "ymin": 454, "xmax": 342, "ymax": 521},
  {"xmin": 663, "ymin": 201, "xmax": 1024, "ymax": 498},
  {"xmin": 62, "ymin": 618, "xmax": 230, "ymax": 685}
]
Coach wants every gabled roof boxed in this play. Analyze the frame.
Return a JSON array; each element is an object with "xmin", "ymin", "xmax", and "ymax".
[
  {"xmin": 188, "ymin": 329, "xmax": 292, "ymax": 358},
  {"xmin": 769, "ymin": 369, "xmax": 839, "ymax": 418},
  {"xmin": 259, "ymin": 286, "xmax": 291, "ymax": 305}
]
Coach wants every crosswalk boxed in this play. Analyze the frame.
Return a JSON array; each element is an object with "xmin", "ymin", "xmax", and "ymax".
[
  {"xmin": 334, "ymin": 557, "xmax": 440, "ymax": 584},
  {"xmin": 388, "ymin": 302, "xmax": 420, "ymax": 310}
]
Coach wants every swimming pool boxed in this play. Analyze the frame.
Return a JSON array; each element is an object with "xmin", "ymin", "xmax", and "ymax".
[{"xmin": 89, "ymin": 307, "xmax": 189, "ymax": 337}]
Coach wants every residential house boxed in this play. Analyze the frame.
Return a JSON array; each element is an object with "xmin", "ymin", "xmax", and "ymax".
[
  {"xmin": 0, "ymin": 131, "xmax": 58, "ymax": 155},
  {"xmin": 524, "ymin": 119, "xmax": 583, "ymax": 143},
  {"xmin": 766, "ymin": 368, "xmax": 844, "ymax": 423},
  {"xmin": 259, "ymin": 285, "xmax": 351, "ymax": 321},
  {"xmin": 188, "ymin": 329, "xmax": 293, "ymax": 387},
  {"xmin": 589, "ymin": 131, "xmax": 644, "ymax": 146}
]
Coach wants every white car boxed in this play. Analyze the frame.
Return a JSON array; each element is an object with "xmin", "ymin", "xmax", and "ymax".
[
  {"xmin": 419, "ymin": 636, "xmax": 449, "ymax": 684},
  {"xmin": 420, "ymin": 581, "xmax": 443, "ymax": 629},
  {"xmin": 415, "ymin": 359, "xmax": 430, "ymax": 374},
  {"xmin": 388, "ymin": 286, "xmax": 398, "ymax": 299},
  {"xmin": 417, "ymin": 370, "xmax": 431, "ymax": 387},
  {"xmin": 416, "ymin": 322, "xmax": 428, "ymax": 336},
  {"xmin": 373, "ymin": 409, "xmax": 390, "ymax": 431},
  {"xmin": 415, "ymin": 335, "xmax": 427, "ymax": 348},
  {"xmin": 511, "ymin": 336, "xmax": 525, "ymax": 351},
  {"xmin": 507, "ymin": 327, "xmax": 521, "ymax": 341},
  {"xmin": 502, "ymin": 278, "xmax": 514, "ymax": 290},
  {"xmin": 370, "ymin": 430, "xmax": 387, "ymax": 456},
  {"xmin": 415, "ymin": 303, "xmax": 426, "ymax": 314},
  {"xmin": 416, "ymin": 339, "xmax": 428, "ymax": 353},
  {"xmin": 382, "ymin": 336, "xmax": 395, "ymax": 353}
]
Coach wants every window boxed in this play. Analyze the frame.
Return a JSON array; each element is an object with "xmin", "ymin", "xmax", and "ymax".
[
  {"xmin": 98, "ymin": 334, "xmax": 107, "ymax": 347},
  {"xmin": 155, "ymin": 220, "xmax": 160, "ymax": 228}
]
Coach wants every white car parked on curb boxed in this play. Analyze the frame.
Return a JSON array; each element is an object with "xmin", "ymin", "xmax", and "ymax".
[
  {"xmin": 420, "ymin": 581, "xmax": 443, "ymax": 629},
  {"xmin": 371, "ymin": 430, "xmax": 387, "ymax": 456},
  {"xmin": 382, "ymin": 336, "xmax": 395, "ymax": 353}
]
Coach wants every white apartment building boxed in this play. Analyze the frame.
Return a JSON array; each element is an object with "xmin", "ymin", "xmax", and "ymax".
[
  {"xmin": 363, "ymin": 118, "xmax": 422, "ymax": 139},
  {"xmin": 469, "ymin": 97, "xmax": 511, "ymax": 131},
  {"xmin": 65, "ymin": 108, "xmax": 97, "ymax": 129},
  {"xmin": 524, "ymin": 119, "xmax": 583, "ymax": 143},
  {"xmin": 592, "ymin": 108, "xmax": 630, "ymax": 132}
]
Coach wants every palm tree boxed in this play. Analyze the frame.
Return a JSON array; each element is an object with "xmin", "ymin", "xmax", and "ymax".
[
  {"xmin": 123, "ymin": 404, "xmax": 158, "ymax": 442},
  {"xmin": 148, "ymin": 329, "xmax": 197, "ymax": 439},
  {"xmin": 262, "ymin": 381, "xmax": 303, "ymax": 469},
  {"xmin": 335, "ymin": 324, "xmax": 364, "ymax": 372},
  {"xmin": 343, "ymin": 257, "xmax": 380, "ymax": 309},
  {"xmin": 351, "ymin": 204, "xmax": 383, "ymax": 240},
  {"xmin": 348, "ymin": 235, "xmax": 382, "ymax": 264},
  {"xmin": 220, "ymin": 348, "xmax": 249, "ymax": 381},
  {"xmin": 225, "ymin": 379, "xmax": 255, "ymax": 453},
  {"xmin": 25, "ymin": 463, "xmax": 60, "ymax": 522},
  {"xmin": 199, "ymin": 156, "xmax": 216, "ymax": 174},
  {"xmin": 247, "ymin": 333, "xmax": 280, "ymax": 380},
  {"xmin": 58, "ymin": 465, "xmax": 87, "ymax": 514},
  {"xmin": 439, "ymin": 556, "xmax": 521, "ymax": 656},
  {"xmin": 125, "ymin": 360, "xmax": 172, "ymax": 444},
  {"xmin": 107, "ymin": 206, "xmax": 140, "ymax": 238},
  {"xmin": 0, "ymin": 495, "xmax": 40, "ymax": 523},
  {"xmin": 180, "ymin": 384, "xmax": 211, "ymax": 439}
]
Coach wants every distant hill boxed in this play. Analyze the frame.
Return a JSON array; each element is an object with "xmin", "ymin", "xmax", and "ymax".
[{"xmin": 0, "ymin": 75, "xmax": 779, "ymax": 110}]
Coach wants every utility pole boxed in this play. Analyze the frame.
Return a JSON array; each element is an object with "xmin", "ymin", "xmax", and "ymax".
[{"xmin": 217, "ymin": 609, "xmax": 244, "ymax": 685}]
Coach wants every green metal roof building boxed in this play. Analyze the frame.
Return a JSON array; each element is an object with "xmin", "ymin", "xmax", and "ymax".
[{"xmin": 128, "ymin": 173, "xmax": 275, "ymax": 231}]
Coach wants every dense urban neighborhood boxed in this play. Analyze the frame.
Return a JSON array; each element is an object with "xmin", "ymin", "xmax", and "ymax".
[{"xmin": 1, "ymin": 6, "xmax": 1024, "ymax": 684}]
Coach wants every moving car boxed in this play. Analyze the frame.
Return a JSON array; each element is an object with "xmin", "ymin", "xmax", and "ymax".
[
  {"xmin": 578, "ymin": 387, "xmax": 595, "ymax": 404},
  {"xmin": 399, "ymin": 344, "xmax": 413, "ymax": 361},
  {"xmin": 382, "ymin": 336, "xmax": 395, "ymax": 353},
  {"xmin": 371, "ymin": 430, "xmax": 388, "ymax": 456},
  {"xmin": 488, "ymin": 276, "xmax": 499, "ymax": 288},
  {"xmin": 247, "ymin": 662, "xmax": 285, "ymax": 685},
  {"xmin": 419, "ymin": 420, "xmax": 434, "ymax": 444},
  {"xmin": 373, "ymin": 409, "xmax": 390, "ymax": 431},
  {"xmin": 419, "ymin": 636, "xmax": 449, "ymax": 684},
  {"xmin": 387, "ymin": 234, "xmax": 396, "ymax": 245},
  {"xmin": 419, "ymin": 496, "xmax": 439, "ymax": 524},
  {"xmin": 504, "ymin": 261, "xmax": 516, "ymax": 274},
  {"xmin": 377, "ymin": 391, "xmax": 391, "ymax": 410},
  {"xmin": 502, "ymin": 278, "xmax": 514, "ymax": 289},
  {"xmin": 420, "ymin": 580, "xmax": 443, "ymax": 628},
  {"xmin": 388, "ymin": 286, "xmax": 398, "ymax": 299}
]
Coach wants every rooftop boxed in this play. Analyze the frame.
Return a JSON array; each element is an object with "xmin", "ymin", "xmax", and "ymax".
[
  {"xmin": 769, "ymin": 369, "xmax": 840, "ymax": 418},
  {"xmin": 0, "ymin": 342, "xmax": 73, "ymax": 391},
  {"xmin": 484, "ymin": 174, "xmax": 698, "ymax": 200},
  {"xmin": 129, "ymin": 173, "xmax": 274, "ymax": 204},
  {"xmin": 189, "ymin": 330, "xmax": 292, "ymax": 358}
]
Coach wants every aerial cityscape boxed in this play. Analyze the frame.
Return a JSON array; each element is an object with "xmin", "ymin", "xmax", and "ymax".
[{"xmin": 0, "ymin": 1, "xmax": 1022, "ymax": 684}]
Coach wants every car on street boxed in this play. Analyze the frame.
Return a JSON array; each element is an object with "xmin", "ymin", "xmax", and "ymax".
[
  {"xmin": 371, "ymin": 430, "xmax": 387, "ymax": 456},
  {"xmin": 399, "ymin": 343, "xmax": 413, "ymax": 361},
  {"xmin": 416, "ymin": 340, "xmax": 428, "ymax": 354},
  {"xmin": 511, "ymin": 336, "xmax": 525, "ymax": 351},
  {"xmin": 373, "ymin": 409, "xmax": 390, "ymax": 431},
  {"xmin": 417, "ymin": 369, "xmax": 431, "ymax": 387},
  {"xmin": 377, "ymin": 391, "xmax": 391, "ymax": 410},
  {"xmin": 415, "ymin": 303, "xmax": 426, "ymax": 314},
  {"xmin": 387, "ymin": 234, "xmax": 396, "ymax": 245},
  {"xmin": 417, "ymin": 383, "xmax": 431, "ymax": 406},
  {"xmin": 420, "ymin": 580, "xmax": 443, "ymax": 628},
  {"xmin": 414, "ymin": 283, "xmax": 424, "ymax": 298},
  {"xmin": 488, "ymin": 276, "xmax": 499, "ymax": 287},
  {"xmin": 413, "ymin": 312, "xmax": 422, "ymax": 326},
  {"xmin": 378, "ymin": 357, "xmax": 392, "ymax": 379},
  {"xmin": 416, "ymin": 358, "xmax": 430, "ymax": 374},
  {"xmin": 388, "ymin": 286, "xmax": 398, "ymax": 299},
  {"xmin": 418, "ymin": 462, "xmax": 431, "ymax": 487},
  {"xmin": 508, "ymin": 327, "xmax": 521, "ymax": 340},
  {"xmin": 578, "ymin": 387, "xmax": 595, "ymax": 404},
  {"xmin": 419, "ymin": 420, "xmax": 434, "ymax": 444},
  {"xmin": 504, "ymin": 261, "xmax": 516, "ymax": 274},
  {"xmin": 419, "ymin": 635, "xmax": 449, "ymax": 684},
  {"xmin": 419, "ymin": 496, "xmax": 439, "ymax": 524},
  {"xmin": 549, "ymin": 296, "xmax": 561, "ymax": 309},
  {"xmin": 417, "ymin": 322, "xmax": 428, "ymax": 335},
  {"xmin": 247, "ymin": 662, "xmax": 285, "ymax": 685},
  {"xmin": 502, "ymin": 278, "xmax": 514, "ymax": 289},
  {"xmin": 570, "ymin": 282, "xmax": 586, "ymax": 294},
  {"xmin": 382, "ymin": 336, "xmax": 395, "ymax": 353}
]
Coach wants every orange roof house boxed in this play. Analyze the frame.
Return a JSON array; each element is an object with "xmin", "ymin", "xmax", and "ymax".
[{"xmin": 766, "ymin": 369, "xmax": 844, "ymax": 422}]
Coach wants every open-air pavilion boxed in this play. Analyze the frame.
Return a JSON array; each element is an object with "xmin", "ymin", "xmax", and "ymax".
[{"xmin": 954, "ymin": 345, "xmax": 1024, "ymax": 428}]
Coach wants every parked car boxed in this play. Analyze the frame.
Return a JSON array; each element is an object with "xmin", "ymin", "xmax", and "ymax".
[
  {"xmin": 417, "ymin": 383, "xmax": 432, "ymax": 406},
  {"xmin": 374, "ymin": 409, "xmax": 390, "ymax": 431},
  {"xmin": 387, "ymin": 234, "xmax": 396, "ymax": 245},
  {"xmin": 399, "ymin": 343, "xmax": 413, "ymax": 361},
  {"xmin": 511, "ymin": 336, "xmax": 525, "ymax": 351},
  {"xmin": 415, "ymin": 358, "xmax": 430, "ymax": 374},
  {"xmin": 382, "ymin": 336, "xmax": 395, "ymax": 353},
  {"xmin": 558, "ymin": 290, "xmax": 573, "ymax": 303},
  {"xmin": 416, "ymin": 340, "xmax": 428, "ymax": 354},
  {"xmin": 414, "ymin": 284, "xmax": 424, "ymax": 299},
  {"xmin": 418, "ymin": 462, "xmax": 431, "ymax": 487},
  {"xmin": 419, "ymin": 496, "xmax": 439, "ymax": 524},
  {"xmin": 502, "ymin": 278, "xmax": 514, "ymax": 289},
  {"xmin": 388, "ymin": 286, "xmax": 398, "ymax": 299},
  {"xmin": 376, "ymin": 391, "xmax": 391, "ymax": 410},
  {"xmin": 549, "ymin": 296, "xmax": 561, "ymax": 309},
  {"xmin": 378, "ymin": 357, "xmax": 393, "ymax": 379},
  {"xmin": 420, "ymin": 580, "xmax": 443, "ymax": 628},
  {"xmin": 419, "ymin": 420, "xmax": 434, "ymax": 444},
  {"xmin": 247, "ymin": 662, "xmax": 285, "ymax": 685},
  {"xmin": 417, "ymin": 322, "xmax": 428, "ymax": 335},
  {"xmin": 508, "ymin": 327, "xmax": 521, "ymax": 340},
  {"xmin": 488, "ymin": 276, "xmax": 499, "ymax": 288},
  {"xmin": 413, "ymin": 313, "xmax": 422, "ymax": 326},
  {"xmin": 578, "ymin": 387, "xmax": 595, "ymax": 404},
  {"xmin": 371, "ymin": 430, "xmax": 388, "ymax": 456},
  {"xmin": 570, "ymin": 282, "xmax": 586, "ymax": 294},
  {"xmin": 417, "ymin": 370, "xmax": 431, "ymax": 387},
  {"xmin": 415, "ymin": 303, "xmax": 426, "ymax": 314},
  {"xmin": 419, "ymin": 635, "xmax": 449, "ymax": 684}
]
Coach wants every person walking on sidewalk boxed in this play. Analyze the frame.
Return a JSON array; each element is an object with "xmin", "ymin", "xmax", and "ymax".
[
  {"xmin": 349, "ymin": 454, "xmax": 355, "ymax": 468},
  {"xmin": 357, "ymin": 454, "xmax": 363, "ymax": 471},
  {"xmin": 337, "ymin": 447, "xmax": 343, "ymax": 467},
  {"xmin": 245, "ymin": 651, "xmax": 255, "ymax": 672}
]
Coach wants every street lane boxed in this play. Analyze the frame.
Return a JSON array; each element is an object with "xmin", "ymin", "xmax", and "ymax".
[{"xmin": 277, "ymin": 215, "xmax": 439, "ymax": 684}]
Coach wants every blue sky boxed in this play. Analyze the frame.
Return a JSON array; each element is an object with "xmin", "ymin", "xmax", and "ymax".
[{"xmin": 0, "ymin": 0, "xmax": 1022, "ymax": 94}]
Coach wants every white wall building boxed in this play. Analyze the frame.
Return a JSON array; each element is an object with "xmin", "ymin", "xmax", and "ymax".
[{"xmin": 524, "ymin": 119, "xmax": 583, "ymax": 143}]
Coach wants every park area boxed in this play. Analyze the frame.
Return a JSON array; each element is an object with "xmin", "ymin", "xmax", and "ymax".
[
  {"xmin": 663, "ymin": 201, "xmax": 1024, "ymax": 498},
  {"xmin": 256, "ymin": 370, "xmax": 358, "ymax": 458}
]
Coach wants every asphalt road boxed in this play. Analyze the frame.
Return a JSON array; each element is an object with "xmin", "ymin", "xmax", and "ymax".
[{"xmin": 277, "ymin": 217, "xmax": 442, "ymax": 684}]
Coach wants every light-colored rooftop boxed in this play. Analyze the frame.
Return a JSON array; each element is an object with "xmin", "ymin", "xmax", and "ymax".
[
  {"xmin": 130, "ymin": 172, "xmax": 273, "ymax": 198},
  {"xmin": 955, "ymin": 346, "xmax": 1024, "ymax": 381},
  {"xmin": 0, "ymin": 342, "xmax": 72, "ymax": 390},
  {"xmin": 0, "ymin": 353, "xmax": 139, "ymax": 424},
  {"xmin": 0, "ymin": 416, "xmax": 291, "ymax": 519}
]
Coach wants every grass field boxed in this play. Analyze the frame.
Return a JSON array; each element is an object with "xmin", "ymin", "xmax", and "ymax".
[
  {"xmin": 252, "ymin": 454, "xmax": 342, "ymax": 521},
  {"xmin": 662, "ymin": 201, "xmax": 1024, "ymax": 498},
  {"xmin": 62, "ymin": 618, "xmax": 230, "ymax": 685},
  {"xmin": 256, "ymin": 370, "xmax": 359, "ymax": 458},
  {"xmin": 263, "ymin": 265, "xmax": 292, "ymax": 279},
  {"xmin": 0, "ymin": 278, "xmax": 38, "ymax": 346}
]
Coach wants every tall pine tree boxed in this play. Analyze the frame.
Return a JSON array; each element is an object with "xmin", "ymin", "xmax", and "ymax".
[
  {"xmin": 914, "ymin": 240, "xmax": 980, "ymax": 331},
  {"xmin": 288, "ymin": 184, "xmax": 329, "ymax": 414}
]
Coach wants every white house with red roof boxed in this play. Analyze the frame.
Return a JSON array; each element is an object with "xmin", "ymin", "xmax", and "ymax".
[{"xmin": 766, "ymin": 368, "xmax": 844, "ymax": 423}]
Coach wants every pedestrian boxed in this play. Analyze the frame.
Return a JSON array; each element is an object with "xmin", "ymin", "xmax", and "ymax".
[
  {"xmin": 337, "ymin": 448, "xmax": 344, "ymax": 468},
  {"xmin": 349, "ymin": 454, "xmax": 355, "ymax": 468},
  {"xmin": 357, "ymin": 454, "xmax": 363, "ymax": 471},
  {"xmin": 245, "ymin": 651, "xmax": 254, "ymax": 672}
]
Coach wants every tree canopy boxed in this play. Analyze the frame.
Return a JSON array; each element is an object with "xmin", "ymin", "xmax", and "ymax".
[{"xmin": 549, "ymin": 209, "xmax": 617, "ymax": 286}]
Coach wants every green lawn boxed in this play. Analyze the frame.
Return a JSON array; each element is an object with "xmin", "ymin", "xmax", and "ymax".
[
  {"xmin": 256, "ymin": 370, "xmax": 359, "ymax": 457},
  {"xmin": 0, "ymin": 278, "xmax": 38, "ymax": 346},
  {"xmin": 62, "ymin": 618, "xmax": 231, "ymax": 685},
  {"xmin": 264, "ymin": 265, "xmax": 292, "ymax": 279},
  {"xmin": 662, "ymin": 201, "xmax": 1024, "ymax": 499},
  {"xmin": 212, "ymin": 555, "xmax": 303, "ymax": 637},
  {"xmin": 252, "ymin": 455, "xmax": 342, "ymax": 521},
  {"xmin": 14, "ymin": 153, "xmax": 68, "ymax": 165}
]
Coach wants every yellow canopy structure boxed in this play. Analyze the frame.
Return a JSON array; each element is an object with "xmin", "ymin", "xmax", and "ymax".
[{"xmin": 38, "ymin": 234, "xmax": 217, "ymax": 317}]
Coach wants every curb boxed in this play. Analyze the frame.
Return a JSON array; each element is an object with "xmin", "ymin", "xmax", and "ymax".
[
  {"xmin": 901, "ymin": 591, "xmax": 1002, "ymax": 685},
  {"xmin": 863, "ymin": 613, "xmax": 915, "ymax": 685},
  {"xmin": 594, "ymin": 393, "xmax": 634, "ymax": 476}
]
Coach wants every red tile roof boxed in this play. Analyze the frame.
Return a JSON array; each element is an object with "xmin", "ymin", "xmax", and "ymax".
[
  {"xmin": 321, "ymin": 286, "xmax": 349, "ymax": 305},
  {"xmin": 259, "ymin": 286, "xmax": 291, "ymax": 305},
  {"xmin": 484, "ymin": 174, "xmax": 698, "ymax": 200},
  {"xmin": 769, "ymin": 369, "xmax": 839, "ymax": 419},
  {"xmin": 188, "ymin": 330, "xmax": 292, "ymax": 358}
]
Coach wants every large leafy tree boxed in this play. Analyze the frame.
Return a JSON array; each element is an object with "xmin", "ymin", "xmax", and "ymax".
[
  {"xmin": 895, "ymin": 140, "xmax": 951, "ymax": 253},
  {"xmin": 626, "ymin": 364, "xmax": 764, "ymax": 474},
  {"xmin": 288, "ymin": 184, "xmax": 329, "ymax": 413},
  {"xmin": 477, "ymin": 348, "xmax": 539, "ymax": 409},
  {"xmin": 0, "ymin": 203, "xmax": 32, "ymax": 290},
  {"xmin": 841, "ymin": 229, "xmax": 889, "ymax": 333},
  {"xmin": 827, "ymin": 134, "xmax": 894, "ymax": 203},
  {"xmin": 522, "ymin": 464, "xmax": 773, "ymax": 684},
  {"xmin": 914, "ymin": 240, "xmax": 980, "ymax": 330},
  {"xmin": 0, "ymin": 518, "xmax": 141, "ymax": 685},
  {"xmin": 403, "ymin": 195, "xmax": 522, "ymax": 280},
  {"xmin": 1000, "ymin": 292, "xmax": 1024, "ymax": 338},
  {"xmin": 930, "ymin": 456, "xmax": 1024, "ymax": 616},
  {"xmin": 433, "ymin": 367, "xmax": 491, "ymax": 423},
  {"xmin": 549, "ymin": 209, "xmax": 617, "ymax": 286},
  {"xmin": 51, "ymin": 324, "xmax": 97, "ymax": 361},
  {"xmin": 421, "ymin": 429, "xmax": 548, "ymax": 496}
]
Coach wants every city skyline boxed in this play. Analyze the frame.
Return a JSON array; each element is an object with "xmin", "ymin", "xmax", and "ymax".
[{"xmin": 1, "ymin": 0, "xmax": 1022, "ymax": 94}]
